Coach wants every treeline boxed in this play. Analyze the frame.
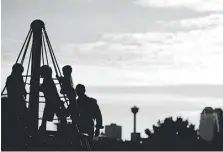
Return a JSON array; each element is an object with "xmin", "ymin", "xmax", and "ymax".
[{"xmin": 94, "ymin": 116, "xmax": 223, "ymax": 151}]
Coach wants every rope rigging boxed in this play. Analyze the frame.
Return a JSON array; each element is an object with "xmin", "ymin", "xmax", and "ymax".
[
  {"xmin": 15, "ymin": 29, "xmax": 32, "ymax": 64},
  {"xmin": 1, "ymin": 20, "xmax": 92, "ymax": 151},
  {"xmin": 1, "ymin": 22, "xmax": 68, "ymax": 116}
]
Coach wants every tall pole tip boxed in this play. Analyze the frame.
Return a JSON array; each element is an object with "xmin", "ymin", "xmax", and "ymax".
[{"xmin": 31, "ymin": 20, "xmax": 45, "ymax": 31}]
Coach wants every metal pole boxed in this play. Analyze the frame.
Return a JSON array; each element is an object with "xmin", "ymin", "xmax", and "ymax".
[
  {"xmin": 134, "ymin": 114, "xmax": 136, "ymax": 133},
  {"xmin": 29, "ymin": 20, "xmax": 45, "ymax": 133}
]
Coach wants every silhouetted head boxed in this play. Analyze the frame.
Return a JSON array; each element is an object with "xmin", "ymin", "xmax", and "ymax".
[
  {"xmin": 76, "ymin": 84, "xmax": 86, "ymax": 97},
  {"xmin": 12, "ymin": 63, "xmax": 24, "ymax": 75},
  {"xmin": 40, "ymin": 65, "xmax": 52, "ymax": 78},
  {"xmin": 62, "ymin": 65, "xmax": 72, "ymax": 76}
]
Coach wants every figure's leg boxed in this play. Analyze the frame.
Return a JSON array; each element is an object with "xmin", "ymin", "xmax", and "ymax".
[
  {"xmin": 88, "ymin": 127, "xmax": 94, "ymax": 150},
  {"xmin": 81, "ymin": 125, "xmax": 94, "ymax": 150},
  {"xmin": 39, "ymin": 105, "xmax": 49, "ymax": 131},
  {"xmin": 72, "ymin": 121, "xmax": 80, "ymax": 139}
]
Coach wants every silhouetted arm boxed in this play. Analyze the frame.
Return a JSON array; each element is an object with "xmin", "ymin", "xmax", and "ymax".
[
  {"xmin": 21, "ymin": 77, "xmax": 27, "ymax": 97},
  {"xmin": 94, "ymin": 101, "xmax": 103, "ymax": 129},
  {"xmin": 5, "ymin": 77, "xmax": 12, "ymax": 95},
  {"xmin": 66, "ymin": 104, "xmax": 72, "ymax": 117},
  {"xmin": 6, "ymin": 76, "xmax": 15, "ymax": 97},
  {"xmin": 56, "ymin": 75, "xmax": 64, "ymax": 83}
]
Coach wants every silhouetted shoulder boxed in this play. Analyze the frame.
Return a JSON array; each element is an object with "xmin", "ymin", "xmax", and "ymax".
[
  {"xmin": 6, "ymin": 76, "xmax": 12, "ymax": 86},
  {"xmin": 6, "ymin": 76, "xmax": 11, "ymax": 81},
  {"xmin": 88, "ymin": 97, "xmax": 97, "ymax": 104}
]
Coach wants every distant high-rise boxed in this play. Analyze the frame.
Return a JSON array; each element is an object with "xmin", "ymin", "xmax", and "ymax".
[
  {"xmin": 131, "ymin": 106, "xmax": 141, "ymax": 142},
  {"xmin": 105, "ymin": 123, "xmax": 122, "ymax": 140},
  {"xmin": 214, "ymin": 108, "xmax": 223, "ymax": 133},
  {"xmin": 131, "ymin": 106, "xmax": 139, "ymax": 133},
  {"xmin": 199, "ymin": 107, "xmax": 221, "ymax": 142}
]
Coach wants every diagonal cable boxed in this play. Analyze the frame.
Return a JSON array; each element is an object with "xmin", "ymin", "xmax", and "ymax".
[
  {"xmin": 21, "ymin": 31, "xmax": 33, "ymax": 65},
  {"xmin": 16, "ymin": 29, "xmax": 32, "ymax": 63},
  {"xmin": 42, "ymin": 35, "xmax": 49, "ymax": 65}
]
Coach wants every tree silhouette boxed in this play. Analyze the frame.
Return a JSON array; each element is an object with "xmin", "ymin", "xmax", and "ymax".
[
  {"xmin": 145, "ymin": 129, "xmax": 152, "ymax": 138},
  {"xmin": 143, "ymin": 116, "xmax": 198, "ymax": 150}
]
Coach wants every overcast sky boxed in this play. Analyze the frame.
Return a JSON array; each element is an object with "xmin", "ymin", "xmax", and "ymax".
[{"xmin": 1, "ymin": 0, "xmax": 223, "ymax": 140}]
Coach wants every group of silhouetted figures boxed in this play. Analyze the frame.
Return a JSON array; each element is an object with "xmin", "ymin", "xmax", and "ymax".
[
  {"xmin": 2, "ymin": 63, "xmax": 104, "ymax": 150},
  {"xmin": 2, "ymin": 63, "xmax": 223, "ymax": 151}
]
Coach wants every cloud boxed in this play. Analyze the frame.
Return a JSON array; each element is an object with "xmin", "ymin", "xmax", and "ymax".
[
  {"xmin": 2, "ymin": 5, "xmax": 223, "ymax": 87},
  {"xmin": 2, "ymin": 13, "xmax": 223, "ymax": 86},
  {"xmin": 60, "ymin": 24, "xmax": 223, "ymax": 70},
  {"xmin": 59, "ymin": 41, "xmax": 144, "ymax": 67},
  {"xmin": 157, "ymin": 14, "xmax": 223, "ymax": 29},
  {"xmin": 59, "ymin": 32, "xmax": 180, "ymax": 68},
  {"xmin": 87, "ymin": 85, "xmax": 223, "ymax": 99},
  {"xmin": 56, "ymin": 13, "xmax": 223, "ymax": 86},
  {"xmin": 1, "ymin": 39, "xmax": 24, "ymax": 61},
  {"xmin": 133, "ymin": 0, "xmax": 223, "ymax": 12}
]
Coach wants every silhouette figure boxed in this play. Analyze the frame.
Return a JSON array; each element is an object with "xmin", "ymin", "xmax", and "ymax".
[
  {"xmin": 75, "ymin": 84, "xmax": 103, "ymax": 141},
  {"xmin": 2, "ymin": 97, "xmax": 11, "ymax": 149},
  {"xmin": 4, "ymin": 63, "xmax": 29, "ymax": 150},
  {"xmin": 6, "ymin": 63, "xmax": 28, "ymax": 118},
  {"xmin": 39, "ymin": 65, "xmax": 65, "ymax": 131},
  {"xmin": 64, "ymin": 87, "xmax": 79, "ymax": 141},
  {"xmin": 57, "ymin": 65, "xmax": 74, "ymax": 95}
]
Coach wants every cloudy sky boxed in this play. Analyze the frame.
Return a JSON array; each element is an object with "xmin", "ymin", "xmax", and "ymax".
[{"xmin": 2, "ymin": 0, "xmax": 223, "ymax": 140}]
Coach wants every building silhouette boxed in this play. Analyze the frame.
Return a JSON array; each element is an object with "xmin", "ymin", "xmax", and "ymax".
[
  {"xmin": 199, "ymin": 107, "xmax": 220, "ymax": 142},
  {"xmin": 131, "ymin": 106, "xmax": 141, "ymax": 143},
  {"xmin": 105, "ymin": 123, "xmax": 122, "ymax": 140},
  {"xmin": 214, "ymin": 108, "xmax": 223, "ymax": 133}
]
